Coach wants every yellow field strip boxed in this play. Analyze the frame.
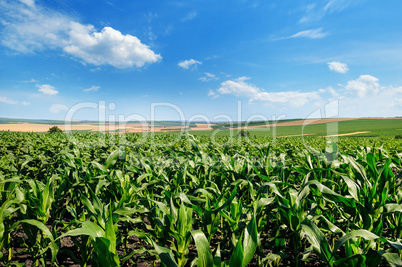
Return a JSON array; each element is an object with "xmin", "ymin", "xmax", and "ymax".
[
  {"xmin": 278, "ymin": 133, "xmax": 316, "ymax": 138},
  {"xmin": 324, "ymin": 131, "xmax": 371, "ymax": 137}
]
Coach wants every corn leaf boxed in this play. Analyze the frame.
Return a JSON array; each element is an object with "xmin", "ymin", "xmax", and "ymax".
[{"xmin": 191, "ymin": 230, "xmax": 214, "ymax": 267}]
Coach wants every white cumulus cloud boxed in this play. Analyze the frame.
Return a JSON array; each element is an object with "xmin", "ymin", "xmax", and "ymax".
[
  {"xmin": 328, "ymin": 61, "xmax": 349, "ymax": 73},
  {"xmin": 50, "ymin": 104, "xmax": 68, "ymax": 114},
  {"xmin": 345, "ymin": 75, "xmax": 380, "ymax": 97},
  {"xmin": 212, "ymin": 77, "xmax": 319, "ymax": 107},
  {"xmin": 37, "ymin": 84, "xmax": 58, "ymax": 95},
  {"xmin": 0, "ymin": 0, "xmax": 161, "ymax": 69},
  {"xmin": 217, "ymin": 77, "xmax": 260, "ymax": 96},
  {"xmin": 253, "ymin": 91, "xmax": 319, "ymax": 107},
  {"xmin": 64, "ymin": 24, "xmax": 161, "ymax": 68},
  {"xmin": 178, "ymin": 59, "xmax": 202, "ymax": 69}
]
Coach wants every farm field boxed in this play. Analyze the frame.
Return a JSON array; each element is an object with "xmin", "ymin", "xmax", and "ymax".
[
  {"xmin": 190, "ymin": 118, "xmax": 402, "ymax": 138},
  {"xmin": 1, "ymin": 131, "xmax": 402, "ymax": 266},
  {"xmin": 0, "ymin": 118, "xmax": 206, "ymax": 133},
  {"xmin": 188, "ymin": 118, "xmax": 402, "ymax": 138},
  {"xmin": 2, "ymin": 118, "xmax": 402, "ymax": 138}
]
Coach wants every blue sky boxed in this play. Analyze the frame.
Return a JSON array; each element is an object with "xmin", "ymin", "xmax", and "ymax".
[{"xmin": 1, "ymin": 0, "xmax": 402, "ymax": 122}]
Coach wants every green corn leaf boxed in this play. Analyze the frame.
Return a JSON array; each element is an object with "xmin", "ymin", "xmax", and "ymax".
[
  {"xmin": 264, "ymin": 182, "xmax": 284, "ymax": 198},
  {"xmin": 0, "ymin": 200, "xmax": 15, "ymax": 243},
  {"xmin": 333, "ymin": 230, "xmax": 379, "ymax": 253},
  {"xmin": 341, "ymin": 154, "xmax": 371, "ymax": 188},
  {"xmin": 333, "ymin": 253, "xmax": 363, "ymax": 266},
  {"xmin": 20, "ymin": 219, "xmax": 54, "ymax": 241},
  {"xmin": 40, "ymin": 175, "xmax": 56, "ymax": 222},
  {"xmin": 58, "ymin": 221, "xmax": 105, "ymax": 239},
  {"xmin": 148, "ymin": 237, "xmax": 179, "ymax": 267},
  {"xmin": 383, "ymin": 239, "xmax": 402, "ymax": 250},
  {"xmin": 228, "ymin": 236, "xmax": 244, "ymax": 267},
  {"xmin": 170, "ymin": 197, "xmax": 178, "ymax": 224},
  {"xmin": 316, "ymin": 214, "xmax": 344, "ymax": 234},
  {"xmin": 191, "ymin": 230, "xmax": 214, "ymax": 267},
  {"xmin": 80, "ymin": 194, "xmax": 97, "ymax": 216},
  {"xmin": 306, "ymin": 180, "xmax": 355, "ymax": 208},
  {"xmin": 255, "ymin": 197, "xmax": 275, "ymax": 215},
  {"xmin": 105, "ymin": 206, "xmax": 117, "ymax": 255},
  {"xmin": 150, "ymin": 200, "xmax": 168, "ymax": 215},
  {"xmin": 0, "ymin": 177, "xmax": 21, "ymax": 184},
  {"xmin": 214, "ymin": 185, "xmax": 238, "ymax": 213},
  {"xmin": 366, "ymin": 153, "xmax": 378, "ymax": 178},
  {"xmin": 127, "ymin": 230, "xmax": 148, "ymax": 239},
  {"xmin": 341, "ymin": 175, "xmax": 360, "ymax": 201},
  {"xmin": 105, "ymin": 149, "xmax": 121, "ymax": 170},
  {"xmin": 243, "ymin": 216, "xmax": 259, "ymax": 267},
  {"xmin": 19, "ymin": 219, "xmax": 58, "ymax": 263},
  {"xmin": 301, "ymin": 219, "xmax": 333, "ymax": 264},
  {"xmin": 381, "ymin": 253, "xmax": 402, "ymax": 267},
  {"xmin": 178, "ymin": 203, "xmax": 192, "ymax": 238},
  {"xmin": 176, "ymin": 192, "xmax": 193, "ymax": 205},
  {"xmin": 121, "ymin": 247, "xmax": 147, "ymax": 264},
  {"xmin": 113, "ymin": 206, "xmax": 149, "ymax": 216},
  {"xmin": 383, "ymin": 204, "xmax": 402, "ymax": 214},
  {"xmin": 365, "ymin": 249, "xmax": 382, "ymax": 267},
  {"xmin": 93, "ymin": 237, "xmax": 119, "ymax": 267},
  {"xmin": 92, "ymin": 161, "xmax": 107, "ymax": 173},
  {"xmin": 95, "ymin": 179, "xmax": 110, "ymax": 195},
  {"xmin": 213, "ymin": 243, "xmax": 222, "ymax": 267}
]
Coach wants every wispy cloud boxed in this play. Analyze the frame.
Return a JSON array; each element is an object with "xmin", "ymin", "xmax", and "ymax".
[
  {"xmin": 0, "ymin": 96, "xmax": 29, "ymax": 105},
  {"xmin": 199, "ymin": 72, "xmax": 218, "ymax": 82},
  {"xmin": 83, "ymin": 85, "xmax": 100, "ymax": 92},
  {"xmin": 275, "ymin": 28, "xmax": 328, "ymax": 41},
  {"xmin": 37, "ymin": 84, "xmax": 58, "ymax": 95},
  {"xmin": 181, "ymin": 11, "xmax": 197, "ymax": 22},
  {"xmin": 178, "ymin": 59, "xmax": 202, "ymax": 69},
  {"xmin": 19, "ymin": 0, "xmax": 34, "ymax": 7},
  {"xmin": 324, "ymin": 0, "xmax": 353, "ymax": 13},
  {"xmin": 0, "ymin": 97, "xmax": 18, "ymax": 104},
  {"xmin": 289, "ymin": 28, "xmax": 328, "ymax": 39},
  {"xmin": 300, "ymin": 0, "xmax": 353, "ymax": 23},
  {"xmin": 0, "ymin": 0, "xmax": 162, "ymax": 68},
  {"xmin": 208, "ymin": 90, "xmax": 219, "ymax": 99},
  {"xmin": 328, "ymin": 61, "xmax": 349, "ymax": 73},
  {"xmin": 22, "ymin": 78, "xmax": 39, "ymax": 83}
]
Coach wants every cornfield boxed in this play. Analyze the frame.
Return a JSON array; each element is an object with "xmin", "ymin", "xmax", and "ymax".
[{"xmin": 1, "ymin": 131, "xmax": 402, "ymax": 266}]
